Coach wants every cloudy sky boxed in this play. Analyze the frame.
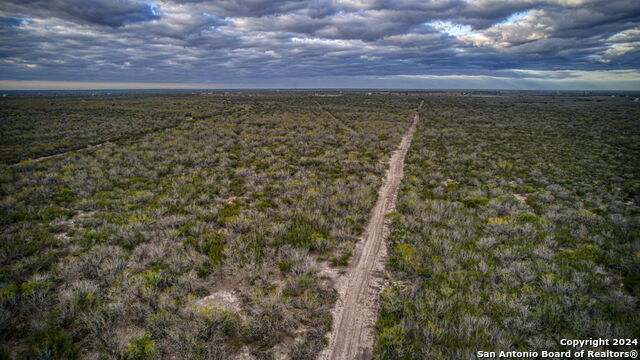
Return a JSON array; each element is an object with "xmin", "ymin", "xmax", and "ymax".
[{"xmin": 1, "ymin": 0, "xmax": 639, "ymax": 89}]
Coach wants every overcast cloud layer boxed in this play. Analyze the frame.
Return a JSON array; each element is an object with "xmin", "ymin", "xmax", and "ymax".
[{"xmin": 1, "ymin": 0, "xmax": 639, "ymax": 89}]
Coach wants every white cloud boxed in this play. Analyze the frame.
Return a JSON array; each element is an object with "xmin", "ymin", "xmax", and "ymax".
[
  {"xmin": 428, "ymin": 9, "xmax": 555, "ymax": 48},
  {"xmin": 427, "ymin": 20, "xmax": 495, "ymax": 46}
]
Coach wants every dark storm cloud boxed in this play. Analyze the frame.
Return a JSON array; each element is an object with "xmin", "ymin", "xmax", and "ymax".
[
  {"xmin": 0, "ymin": 0, "xmax": 162, "ymax": 27},
  {"xmin": 179, "ymin": 0, "xmax": 307, "ymax": 17},
  {"xmin": 0, "ymin": 0, "xmax": 639, "ymax": 88}
]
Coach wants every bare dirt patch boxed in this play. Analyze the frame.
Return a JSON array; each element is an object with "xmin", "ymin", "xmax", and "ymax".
[
  {"xmin": 193, "ymin": 290, "xmax": 241, "ymax": 313},
  {"xmin": 513, "ymin": 193, "xmax": 527, "ymax": 204}
]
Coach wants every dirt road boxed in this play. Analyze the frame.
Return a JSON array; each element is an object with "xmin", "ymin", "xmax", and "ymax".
[
  {"xmin": 10, "ymin": 142, "xmax": 111, "ymax": 167},
  {"xmin": 314, "ymin": 101, "xmax": 357, "ymax": 134},
  {"xmin": 319, "ymin": 100, "xmax": 423, "ymax": 360}
]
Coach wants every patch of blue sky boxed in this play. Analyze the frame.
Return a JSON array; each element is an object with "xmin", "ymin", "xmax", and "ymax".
[
  {"xmin": 426, "ymin": 20, "xmax": 474, "ymax": 38},
  {"xmin": 144, "ymin": 1, "xmax": 164, "ymax": 17},
  {"xmin": 203, "ymin": 12, "xmax": 231, "ymax": 23},
  {"xmin": 497, "ymin": 11, "xmax": 529, "ymax": 26},
  {"xmin": 203, "ymin": 12, "xmax": 230, "ymax": 32}
]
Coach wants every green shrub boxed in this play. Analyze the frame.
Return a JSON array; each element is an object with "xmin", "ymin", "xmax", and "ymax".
[
  {"xmin": 53, "ymin": 187, "xmax": 75, "ymax": 206},
  {"xmin": 20, "ymin": 326, "xmax": 78, "ymax": 360},
  {"xmin": 255, "ymin": 200, "xmax": 275, "ymax": 211},
  {"xmin": 461, "ymin": 197, "xmax": 490, "ymax": 208},
  {"xmin": 591, "ymin": 208, "xmax": 609, "ymax": 216},
  {"xmin": 389, "ymin": 244, "xmax": 418, "ymax": 273},
  {"xmin": 283, "ymin": 216, "xmax": 327, "ymax": 249},
  {"xmin": 375, "ymin": 325, "xmax": 408, "ymax": 360},
  {"xmin": 125, "ymin": 333, "xmax": 155, "ymax": 360},
  {"xmin": 283, "ymin": 274, "xmax": 316, "ymax": 297},
  {"xmin": 215, "ymin": 200, "xmax": 243, "ymax": 225},
  {"xmin": 517, "ymin": 213, "xmax": 542, "ymax": 223},
  {"xmin": 330, "ymin": 252, "xmax": 351, "ymax": 266},
  {"xmin": 185, "ymin": 231, "xmax": 225, "ymax": 265},
  {"xmin": 196, "ymin": 263, "xmax": 211, "ymax": 278},
  {"xmin": 41, "ymin": 207, "xmax": 76, "ymax": 221},
  {"xmin": 205, "ymin": 233, "xmax": 225, "ymax": 265},
  {"xmin": 277, "ymin": 259, "xmax": 292, "ymax": 273}
]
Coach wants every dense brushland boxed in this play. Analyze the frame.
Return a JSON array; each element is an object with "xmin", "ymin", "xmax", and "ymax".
[
  {"xmin": 0, "ymin": 93, "xmax": 417, "ymax": 359},
  {"xmin": 0, "ymin": 94, "xmax": 199, "ymax": 164},
  {"xmin": 376, "ymin": 95, "xmax": 640, "ymax": 358},
  {"xmin": 2, "ymin": 92, "xmax": 638, "ymax": 359}
]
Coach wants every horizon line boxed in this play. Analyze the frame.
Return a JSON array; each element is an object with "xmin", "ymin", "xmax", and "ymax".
[{"xmin": 1, "ymin": 78, "xmax": 640, "ymax": 92}]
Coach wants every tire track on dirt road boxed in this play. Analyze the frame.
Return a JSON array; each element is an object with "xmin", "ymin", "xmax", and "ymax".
[{"xmin": 319, "ymin": 100, "xmax": 423, "ymax": 360}]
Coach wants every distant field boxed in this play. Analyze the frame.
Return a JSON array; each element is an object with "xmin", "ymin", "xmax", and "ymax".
[
  {"xmin": 376, "ymin": 95, "xmax": 640, "ymax": 358},
  {"xmin": 1, "ymin": 95, "xmax": 182, "ymax": 164},
  {"xmin": 0, "ymin": 93, "xmax": 417, "ymax": 358}
]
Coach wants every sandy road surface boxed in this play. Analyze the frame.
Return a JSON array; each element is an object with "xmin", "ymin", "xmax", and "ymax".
[{"xmin": 319, "ymin": 100, "xmax": 423, "ymax": 360}]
